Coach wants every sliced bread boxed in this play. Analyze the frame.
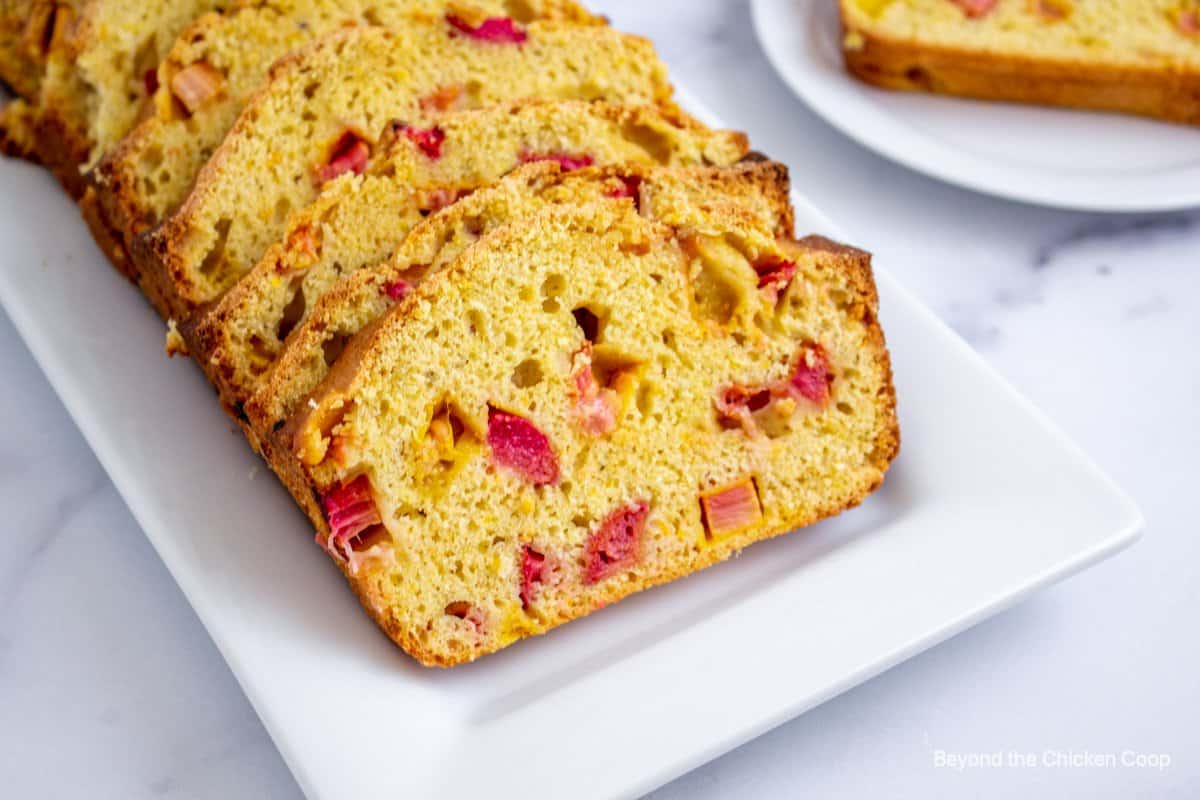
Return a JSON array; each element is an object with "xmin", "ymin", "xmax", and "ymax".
[
  {"xmin": 284, "ymin": 200, "xmax": 898, "ymax": 665},
  {"xmin": 840, "ymin": 0, "xmax": 1200, "ymax": 124},
  {"xmin": 246, "ymin": 159, "xmax": 792, "ymax": 529},
  {"xmin": 184, "ymin": 100, "xmax": 750, "ymax": 419},
  {"xmin": 134, "ymin": 21, "xmax": 679, "ymax": 318},
  {"xmin": 87, "ymin": 0, "xmax": 600, "ymax": 272}
]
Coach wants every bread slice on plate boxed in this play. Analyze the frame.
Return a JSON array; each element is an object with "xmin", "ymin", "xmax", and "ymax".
[
  {"xmin": 1, "ymin": 0, "xmax": 229, "ymax": 194},
  {"xmin": 283, "ymin": 200, "xmax": 898, "ymax": 666},
  {"xmin": 184, "ymin": 100, "xmax": 751, "ymax": 420},
  {"xmin": 241, "ymin": 158, "xmax": 791, "ymax": 528},
  {"xmin": 86, "ymin": 0, "xmax": 600, "ymax": 277},
  {"xmin": 839, "ymin": 0, "xmax": 1200, "ymax": 125},
  {"xmin": 133, "ymin": 21, "xmax": 679, "ymax": 319}
]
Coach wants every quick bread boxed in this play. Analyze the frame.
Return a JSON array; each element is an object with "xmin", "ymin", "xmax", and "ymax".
[
  {"xmin": 135, "ymin": 21, "xmax": 679, "ymax": 318},
  {"xmin": 184, "ymin": 100, "xmax": 750, "ymax": 420},
  {"xmin": 243, "ymin": 158, "xmax": 791, "ymax": 527},
  {"xmin": 86, "ymin": 0, "xmax": 600, "ymax": 275},
  {"xmin": 840, "ymin": 0, "xmax": 1200, "ymax": 124},
  {"xmin": 285, "ymin": 201, "xmax": 898, "ymax": 665}
]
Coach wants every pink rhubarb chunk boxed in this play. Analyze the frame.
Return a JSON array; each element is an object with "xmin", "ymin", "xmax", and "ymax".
[
  {"xmin": 569, "ymin": 343, "xmax": 619, "ymax": 437},
  {"xmin": 700, "ymin": 477, "xmax": 763, "ymax": 539},
  {"xmin": 789, "ymin": 344, "xmax": 834, "ymax": 407},
  {"xmin": 520, "ymin": 546, "xmax": 546, "ymax": 608},
  {"xmin": 320, "ymin": 474, "xmax": 382, "ymax": 561},
  {"xmin": 952, "ymin": 0, "xmax": 997, "ymax": 18},
  {"xmin": 753, "ymin": 256, "xmax": 797, "ymax": 302},
  {"xmin": 316, "ymin": 132, "xmax": 370, "ymax": 183},
  {"xmin": 584, "ymin": 501, "xmax": 649, "ymax": 584},
  {"xmin": 447, "ymin": 14, "xmax": 527, "ymax": 43},
  {"xmin": 1178, "ymin": 11, "xmax": 1200, "ymax": 35},
  {"xmin": 382, "ymin": 278, "xmax": 412, "ymax": 300},
  {"xmin": 487, "ymin": 409, "xmax": 560, "ymax": 486},
  {"xmin": 519, "ymin": 150, "xmax": 596, "ymax": 172},
  {"xmin": 402, "ymin": 125, "xmax": 446, "ymax": 159}
]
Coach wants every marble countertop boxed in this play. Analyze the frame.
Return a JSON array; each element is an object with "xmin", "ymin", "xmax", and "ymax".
[{"xmin": 2, "ymin": 1, "xmax": 1197, "ymax": 797}]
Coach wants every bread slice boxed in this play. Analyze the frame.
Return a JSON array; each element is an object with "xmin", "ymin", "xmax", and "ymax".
[
  {"xmin": 241, "ymin": 158, "xmax": 790, "ymax": 529},
  {"xmin": 184, "ymin": 100, "xmax": 751, "ymax": 421},
  {"xmin": 134, "ymin": 21, "xmax": 679, "ymax": 319},
  {"xmin": 840, "ymin": 0, "xmax": 1200, "ymax": 125},
  {"xmin": 86, "ymin": 0, "xmax": 600, "ymax": 275},
  {"xmin": 282, "ymin": 200, "xmax": 898, "ymax": 666},
  {"xmin": 9, "ymin": 0, "xmax": 230, "ymax": 194},
  {"xmin": 249, "ymin": 157, "xmax": 792, "ymax": 441}
]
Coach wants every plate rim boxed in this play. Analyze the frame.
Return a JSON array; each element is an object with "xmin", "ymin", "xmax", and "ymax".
[{"xmin": 750, "ymin": 0, "xmax": 1200, "ymax": 213}]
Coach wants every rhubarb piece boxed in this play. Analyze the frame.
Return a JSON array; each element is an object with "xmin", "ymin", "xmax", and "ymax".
[
  {"xmin": 446, "ymin": 15, "xmax": 528, "ymax": 43},
  {"xmin": 753, "ymin": 256, "xmax": 797, "ymax": 302},
  {"xmin": 952, "ymin": 0, "xmax": 998, "ymax": 17},
  {"xmin": 170, "ymin": 62, "xmax": 223, "ymax": 114},
  {"xmin": 519, "ymin": 150, "xmax": 596, "ymax": 172},
  {"xmin": 383, "ymin": 279, "xmax": 413, "ymax": 300},
  {"xmin": 569, "ymin": 343, "xmax": 620, "ymax": 437},
  {"xmin": 402, "ymin": 125, "xmax": 446, "ymax": 160},
  {"xmin": 519, "ymin": 545, "xmax": 547, "ymax": 608},
  {"xmin": 789, "ymin": 344, "xmax": 834, "ymax": 407},
  {"xmin": 420, "ymin": 84, "xmax": 463, "ymax": 112},
  {"xmin": 607, "ymin": 176, "xmax": 642, "ymax": 210},
  {"xmin": 143, "ymin": 68, "xmax": 159, "ymax": 96},
  {"xmin": 584, "ymin": 501, "xmax": 649, "ymax": 584},
  {"xmin": 487, "ymin": 409, "xmax": 559, "ymax": 486},
  {"xmin": 700, "ymin": 477, "xmax": 763, "ymax": 539},
  {"xmin": 1177, "ymin": 10, "xmax": 1200, "ymax": 35},
  {"xmin": 320, "ymin": 474, "xmax": 382, "ymax": 562},
  {"xmin": 445, "ymin": 601, "xmax": 487, "ymax": 633},
  {"xmin": 415, "ymin": 187, "xmax": 468, "ymax": 214},
  {"xmin": 316, "ymin": 131, "xmax": 370, "ymax": 183}
]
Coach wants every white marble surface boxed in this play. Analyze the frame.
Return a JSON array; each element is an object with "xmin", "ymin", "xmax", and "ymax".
[{"xmin": 1, "ymin": 1, "xmax": 1197, "ymax": 797}]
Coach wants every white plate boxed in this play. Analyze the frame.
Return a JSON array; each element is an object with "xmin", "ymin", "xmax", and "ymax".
[
  {"xmin": 0, "ymin": 89, "xmax": 1141, "ymax": 798},
  {"xmin": 751, "ymin": 0, "xmax": 1200, "ymax": 212}
]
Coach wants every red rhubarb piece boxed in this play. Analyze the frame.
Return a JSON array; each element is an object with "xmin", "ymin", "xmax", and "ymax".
[
  {"xmin": 753, "ymin": 256, "xmax": 797, "ymax": 302},
  {"xmin": 143, "ymin": 68, "xmax": 159, "ymax": 95},
  {"xmin": 316, "ymin": 132, "xmax": 370, "ymax": 183},
  {"xmin": 1178, "ymin": 10, "xmax": 1200, "ymax": 35},
  {"xmin": 402, "ymin": 125, "xmax": 445, "ymax": 159},
  {"xmin": 446, "ymin": 14, "xmax": 527, "ymax": 43},
  {"xmin": 569, "ymin": 343, "xmax": 619, "ymax": 437},
  {"xmin": 584, "ymin": 501, "xmax": 649, "ymax": 584},
  {"xmin": 445, "ymin": 601, "xmax": 487, "ymax": 633},
  {"xmin": 700, "ymin": 477, "xmax": 763, "ymax": 539},
  {"xmin": 170, "ymin": 61, "xmax": 223, "ymax": 114},
  {"xmin": 789, "ymin": 344, "xmax": 834, "ymax": 407},
  {"xmin": 320, "ymin": 474, "xmax": 382, "ymax": 561},
  {"xmin": 382, "ymin": 278, "xmax": 412, "ymax": 300},
  {"xmin": 952, "ymin": 0, "xmax": 997, "ymax": 18},
  {"xmin": 487, "ymin": 409, "xmax": 559, "ymax": 486},
  {"xmin": 520, "ymin": 545, "xmax": 546, "ymax": 608},
  {"xmin": 519, "ymin": 150, "xmax": 596, "ymax": 172}
]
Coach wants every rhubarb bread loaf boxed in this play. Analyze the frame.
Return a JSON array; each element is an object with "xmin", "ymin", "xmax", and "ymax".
[
  {"xmin": 184, "ymin": 100, "xmax": 751, "ymax": 419},
  {"xmin": 840, "ymin": 0, "xmax": 1200, "ymax": 124},
  {"xmin": 86, "ymin": 0, "xmax": 600, "ymax": 275},
  {"xmin": 6, "ymin": 0, "xmax": 229, "ymax": 193},
  {"xmin": 285, "ymin": 201, "xmax": 898, "ymax": 666},
  {"xmin": 135, "ymin": 21, "xmax": 678, "ymax": 318},
  {"xmin": 244, "ymin": 158, "xmax": 792, "ymax": 527}
]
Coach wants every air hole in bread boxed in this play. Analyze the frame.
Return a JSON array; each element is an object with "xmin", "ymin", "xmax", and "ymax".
[
  {"xmin": 620, "ymin": 120, "xmax": 674, "ymax": 163},
  {"xmin": 198, "ymin": 218, "xmax": 233, "ymax": 279},
  {"xmin": 511, "ymin": 359, "xmax": 544, "ymax": 388},
  {"xmin": 571, "ymin": 306, "xmax": 604, "ymax": 342},
  {"xmin": 276, "ymin": 280, "xmax": 307, "ymax": 343}
]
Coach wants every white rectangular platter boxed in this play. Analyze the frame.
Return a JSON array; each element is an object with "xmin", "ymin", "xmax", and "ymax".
[{"xmin": 0, "ymin": 91, "xmax": 1141, "ymax": 798}]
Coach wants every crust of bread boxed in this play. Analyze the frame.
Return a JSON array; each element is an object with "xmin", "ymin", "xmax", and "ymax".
[{"xmin": 840, "ymin": 9, "xmax": 1200, "ymax": 125}]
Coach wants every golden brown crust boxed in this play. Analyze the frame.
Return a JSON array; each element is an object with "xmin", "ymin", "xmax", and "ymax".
[{"xmin": 840, "ymin": 10, "xmax": 1200, "ymax": 125}]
